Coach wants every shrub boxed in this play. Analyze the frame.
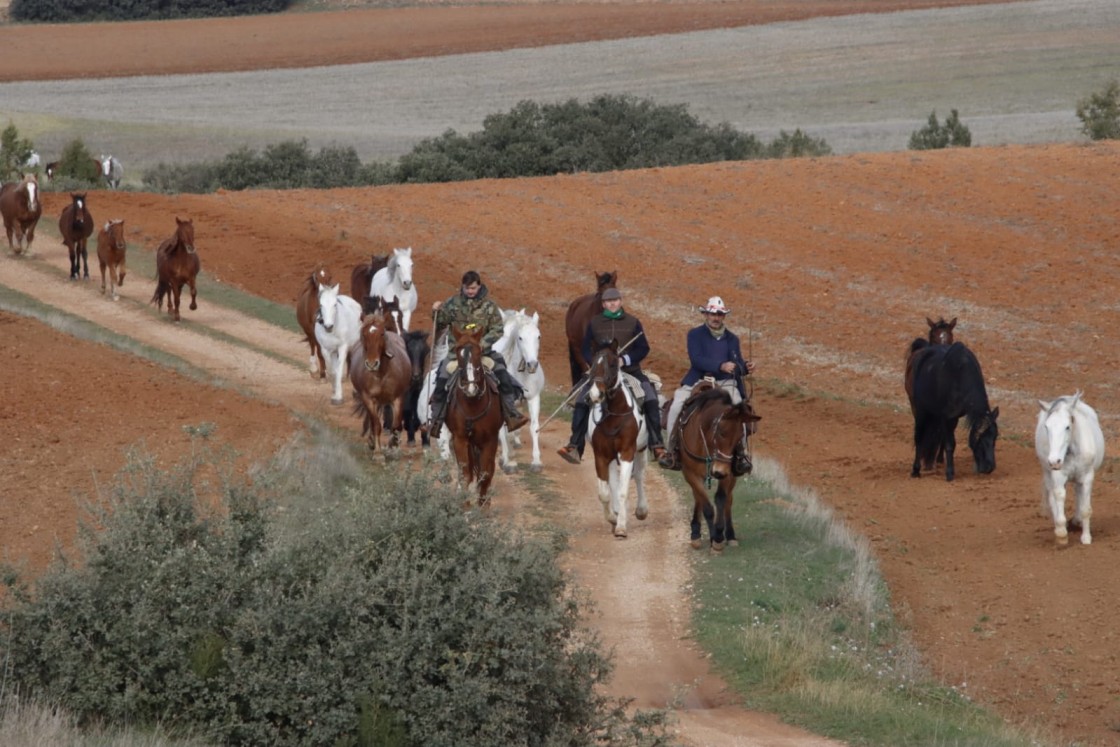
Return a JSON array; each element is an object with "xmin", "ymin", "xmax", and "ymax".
[
  {"xmin": 764, "ymin": 129, "xmax": 833, "ymax": 158},
  {"xmin": 1, "ymin": 442, "xmax": 674, "ymax": 747},
  {"xmin": 0, "ymin": 123, "xmax": 36, "ymax": 182},
  {"xmin": 908, "ymin": 109, "xmax": 972, "ymax": 150},
  {"xmin": 1075, "ymin": 79, "xmax": 1120, "ymax": 140},
  {"xmin": 53, "ymin": 138, "xmax": 101, "ymax": 183},
  {"xmin": 10, "ymin": 0, "xmax": 293, "ymax": 23}
]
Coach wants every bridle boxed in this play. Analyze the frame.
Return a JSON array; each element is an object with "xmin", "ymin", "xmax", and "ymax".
[
  {"xmin": 450, "ymin": 338, "xmax": 497, "ymax": 436},
  {"xmin": 680, "ymin": 400, "xmax": 750, "ymax": 488}
]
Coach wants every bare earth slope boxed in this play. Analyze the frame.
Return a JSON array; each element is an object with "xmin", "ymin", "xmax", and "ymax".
[{"xmin": 3, "ymin": 3, "xmax": 1120, "ymax": 746}]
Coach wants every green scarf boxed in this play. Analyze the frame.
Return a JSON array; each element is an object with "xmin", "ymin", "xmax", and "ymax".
[
  {"xmin": 602, "ymin": 308, "xmax": 624, "ymax": 320},
  {"xmin": 707, "ymin": 325, "xmax": 726, "ymax": 340}
]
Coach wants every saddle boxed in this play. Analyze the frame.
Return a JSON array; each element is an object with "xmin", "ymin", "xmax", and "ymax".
[{"xmin": 620, "ymin": 371, "xmax": 646, "ymax": 406}]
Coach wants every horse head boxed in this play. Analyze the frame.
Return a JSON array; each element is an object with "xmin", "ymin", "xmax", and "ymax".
[
  {"xmin": 404, "ymin": 330, "xmax": 430, "ymax": 387},
  {"xmin": 587, "ymin": 338, "xmax": 621, "ymax": 404},
  {"xmin": 104, "ymin": 219, "xmax": 126, "ymax": 250},
  {"xmin": 21, "ymin": 173, "xmax": 39, "ymax": 212},
  {"xmin": 594, "ymin": 270, "xmax": 618, "ymax": 296},
  {"xmin": 968, "ymin": 406, "xmax": 1000, "ymax": 474},
  {"xmin": 926, "ymin": 316, "xmax": 957, "ymax": 345},
  {"xmin": 451, "ymin": 324, "xmax": 486, "ymax": 398},
  {"xmin": 391, "ymin": 247, "xmax": 413, "ymax": 291},
  {"xmin": 44, "ymin": 162, "xmax": 58, "ymax": 181},
  {"xmin": 1038, "ymin": 396, "xmax": 1078, "ymax": 470},
  {"xmin": 514, "ymin": 310, "xmax": 541, "ymax": 374},
  {"xmin": 173, "ymin": 217, "xmax": 196, "ymax": 254},
  {"xmin": 374, "ymin": 295, "xmax": 404, "ymax": 335},
  {"xmin": 68, "ymin": 193, "xmax": 88, "ymax": 228},
  {"xmin": 360, "ymin": 313, "xmax": 389, "ymax": 372},
  {"xmin": 316, "ymin": 283, "xmax": 342, "ymax": 332},
  {"xmin": 312, "ymin": 264, "xmax": 333, "ymax": 288}
]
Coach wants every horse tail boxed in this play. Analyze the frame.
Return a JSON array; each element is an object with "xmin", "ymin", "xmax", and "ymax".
[
  {"xmin": 150, "ymin": 278, "xmax": 168, "ymax": 306},
  {"xmin": 915, "ymin": 415, "xmax": 942, "ymax": 469}
]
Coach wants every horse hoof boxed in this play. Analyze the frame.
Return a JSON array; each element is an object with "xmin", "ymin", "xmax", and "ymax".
[
  {"xmin": 636, "ymin": 508, "xmax": 648, "ymax": 521},
  {"xmin": 690, "ymin": 539, "xmax": 704, "ymax": 550},
  {"xmin": 528, "ymin": 464, "xmax": 543, "ymax": 474},
  {"xmin": 501, "ymin": 463, "xmax": 516, "ymax": 474},
  {"xmin": 613, "ymin": 528, "xmax": 628, "ymax": 539},
  {"xmin": 330, "ymin": 397, "xmax": 344, "ymax": 406},
  {"xmin": 710, "ymin": 542, "xmax": 726, "ymax": 553},
  {"xmin": 727, "ymin": 539, "xmax": 739, "ymax": 547}
]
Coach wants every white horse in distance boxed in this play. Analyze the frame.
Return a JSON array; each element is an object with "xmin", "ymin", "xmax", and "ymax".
[
  {"xmin": 1035, "ymin": 391, "xmax": 1105, "ymax": 545},
  {"xmin": 369, "ymin": 247, "xmax": 417, "ymax": 330},
  {"xmin": 100, "ymin": 155, "xmax": 124, "ymax": 189},
  {"xmin": 314, "ymin": 282, "xmax": 363, "ymax": 405},
  {"xmin": 496, "ymin": 308, "xmax": 545, "ymax": 473}
]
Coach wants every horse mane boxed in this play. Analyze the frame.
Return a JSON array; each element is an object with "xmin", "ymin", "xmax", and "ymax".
[{"xmin": 692, "ymin": 387, "xmax": 734, "ymax": 409}]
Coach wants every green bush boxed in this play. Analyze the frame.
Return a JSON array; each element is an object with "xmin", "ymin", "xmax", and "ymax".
[
  {"xmin": 143, "ymin": 95, "xmax": 831, "ymax": 192},
  {"xmin": 10, "ymin": 0, "xmax": 292, "ymax": 23},
  {"xmin": 1, "ymin": 443, "xmax": 673, "ymax": 747},
  {"xmin": 0, "ymin": 123, "xmax": 36, "ymax": 182},
  {"xmin": 53, "ymin": 138, "xmax": 101, "ymax": 184},
  {"xmin": 1075, "ymin": 79, "xmax": 1120, "ymax": 140},
  {"xmin": 908, "ymin": 109, "xmax": 972, "ymax": 150}
]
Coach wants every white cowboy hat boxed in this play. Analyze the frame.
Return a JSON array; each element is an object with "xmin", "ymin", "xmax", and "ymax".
[{"xmin": 699, "ymin": 296, "xmax": 730, "ymax": 315}]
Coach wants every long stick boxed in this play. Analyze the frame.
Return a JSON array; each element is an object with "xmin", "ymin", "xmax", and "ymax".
[{"xmin": 536, "ymin": 331, "xmax": 645, "ymax": 433}]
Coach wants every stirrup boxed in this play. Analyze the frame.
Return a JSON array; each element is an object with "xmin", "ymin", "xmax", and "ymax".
[
  {"xmin": 557, "ymin": 444, "xmax": 581, "ymax": 465},
  {"xmin": 658, "ymin": 450, "xmax": 681, "ymax": 471}
]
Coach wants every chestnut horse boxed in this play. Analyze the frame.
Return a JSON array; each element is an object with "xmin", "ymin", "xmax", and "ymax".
[
  {"xmin": 0, "ymin": 173, "xmax": 41, "ymax": 256},
  {"xmin": 150, "ymin": 217, "xmax": 199, "ymax": 322},
  {"xmin": 444, "ymin": 325, "xmax": 505, "ymax": 504},
  {"xmin": 59, "ymin": 192, "xmax": 94, "ymax": 280},
  {"xmin": 564, "ymin": 270, "xmax": 617, "ymax": 386},
  {"xmin": 349, "ymin": 312, "xmax": 412, "ymax": 455},
  {"xmin": 96, "ymin": 219, "xmax": 127, "ymax": 300},
  {"xmin": 295, "ymin": 264, "xmax": 334, "ymax": 379},
  {"xmin": 350, "ymin": 253, "xmax": 388, "ymax": 312},
  {"xmin": 676, "ymin": 387, "xmax": 761, "ymax": 551},
  {"xmin": 586, "ymin": 339, "xmax": 648, "ymax": 538}
]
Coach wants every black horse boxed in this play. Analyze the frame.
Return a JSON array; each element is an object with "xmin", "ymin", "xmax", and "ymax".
[
  {"xmin": 401, "ymin": 329, "xmax": 431, "ymax": 446},
  {"xmin": 908, "ymin": 341, "xmax": 999, "ymax": 481}
]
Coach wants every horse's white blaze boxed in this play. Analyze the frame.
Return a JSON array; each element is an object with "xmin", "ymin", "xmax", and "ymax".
[
  {"xmin": 314, "ymin": 283, "xmax": 362, "ymax": 404},
  {"xmin": 1035, "ymin": 393, "xmax": 1104, "ymax": 545},
  {"xmin": 26, "ymin": 182, "xmax": 38, "ymax": 212},
  {"xmin": 369, "ymin": 247, "xmax": 418, "ymax": 330},
  {"xmin": 497, "ymin": 309, "xmax": 545, "ymax": 472}
]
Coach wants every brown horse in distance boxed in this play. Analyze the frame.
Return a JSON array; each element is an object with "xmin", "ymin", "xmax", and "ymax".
[
  {"xmin": 350, "ymin": 253, "xmax": 388, "ymax": 313},
  {"xmin": 444, "ymin": 325, "xmax": 505, "ymax": 505},
  {"xmin": 295, "ymin": 264, "xmax": 334, "ymax": 379},
  {"xmin": 675, "ymin": 387, "xmax": 761, "ymax": 551},
  {"xmin": 150, "ymin": 217, "xmax": 199, "ymax": 322},
  {"xmin": 349, "ymin": 311, "xmax": 412, "ymax": 454},
  {"xmin": 564, "ymin": 270, "xmax": 617, "ymax": 386},
  {"xmin": 59, "ymin": 192, "xmax": 94, "ymax": 280},
  {"xmin": 0, "ymin": 173, "xmax": 42, "ymax": 256},
  {"xmin": 96, "ymin": 219, "xmax": 127, "ymax": 300}
]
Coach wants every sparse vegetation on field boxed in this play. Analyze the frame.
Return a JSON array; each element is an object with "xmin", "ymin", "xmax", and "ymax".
[
  {"xmin": 1075, "ymin": 79, "xmax": 1120, "ymax": 140},
  {"xmin": 908, "ymin": 109, "xmax": 972, "ymax": 150}
]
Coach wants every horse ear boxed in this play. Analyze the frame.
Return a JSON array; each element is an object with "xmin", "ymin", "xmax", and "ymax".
[
  {"xmin": 990, "ymin": 407, "xmax": 999, "ymax": 420},
  {"xmin": 531, "ymin": 311, "xmax": 539, "ymax": 324},
  {"xmin": 926, "ymin": 317, "xmax": 935, "ymax": 328},
  {"xmin": 1038, "ymin": 399, "xmax": 1051, "ymax": 411}
]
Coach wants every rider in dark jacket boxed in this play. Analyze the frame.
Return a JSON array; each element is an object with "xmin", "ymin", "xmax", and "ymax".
[
  {"xmin": 426, "ymin": 270, "xmax": 529, "ymax": 437},
  {"xmin": 557, "ymin": 287, "xmax": 667, "ymax": 464}
]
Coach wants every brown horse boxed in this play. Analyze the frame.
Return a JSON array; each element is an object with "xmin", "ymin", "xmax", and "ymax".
[
  {"xmin": 0, "ymin": 173, "xmax": 42, "ymax": 256},
  {"xmin": 904, "ymin": 317, "xmax": 957, "ymax": 469},
  {"xmin": 295, "ymin": 264, "xmax": 334, "ymax": 379},
  {"xmin": 59, "ymin": 192, "xmax": 94, "ymax": 280},
  {"xmin": 150, "ymin": 217, "xmax": 199, "ymax": 322},
  {"xmin": 350, "ymin": 253, "xmax": 388, "ymax": 313},
  {"xmin": 564, "ymin": 270, "xmax": 617, "ymax": 386},
  {"xmin": 586, "ymin": 338, "xmax": 648, "ymax": 538},
  {"xmin": 96, "ymin": 219, "xmax": 127, "ymax": 300},
  {"xmin": 444, "ymin": 325, "xmax": 505, "ymax": 504},
  {"xmin": 349, "ymin": 312, "xmax": 412, "ymax": 455},
  {"xmin": 675, "ymin": 387, "xmax": 761, "ymax": 551}
]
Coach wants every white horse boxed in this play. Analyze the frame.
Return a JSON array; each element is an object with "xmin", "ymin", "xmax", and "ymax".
[
  {"xmin": 23, "ymin": 151, "xmax": 40, "ymax": 169},
  {"xmin": 416, "ymin": 331, "xmax": 452, "ymax": 460},
  {"xmin": 100, "ymin": 154, "xmax": 123, "ymax": 189},
  {"xmin": 369, "ymin": 247, "xmax": 417, "ymax": 330},
  {"xmin": 496, "ymin": 309, "xmax": 545, "ymax": 473},
  {"xmin": 313, "ymin": 282, "xmax": 363, "ymax": 405},
  {"xmin": 1035, "ymin": 392, "xmax": 1105, "ymax": 546}
]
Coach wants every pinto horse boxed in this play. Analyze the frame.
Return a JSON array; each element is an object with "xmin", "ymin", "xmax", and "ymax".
[
  {"xmin": 150, "ymin": 217, "xmax": 200, "ymax": 322},
  {"xmin": 59, "ymin": 192, "xmax": 94, "ymax": 280},
  {"xmin": 444, "ymin": 325, "xmax": 505, "ymax": 504},
  {"xmin": 676, "ymin": 387, "xmax": 761, "ymax": 550},
  {"xmin": 586, "ymin": 339, "xmax": 649, "ymax": 538},
  {"xmin": 295, "ymin": 264, "xmax": 334, "ymax": 379},
  {"xmin": 0, "ymin": 173, "xmax": 42, "ymax": 256},
  {"xmin": 564, "ymin": 270, "xmax": 617, "ymax": 386},
  {"xmin": 349, "ymin": 312, "xmax": 412, "ymax": 455},
  {"xmin": 909, "ymin": 341, "xmax": 999, "ymax": 481},
  {"xmin": 350, "ymin": 253, "xmax": 388, "ymax": 312},
  {"xmin": 96, "ymin": 219, "xmax": 127, "ymax": 300}
]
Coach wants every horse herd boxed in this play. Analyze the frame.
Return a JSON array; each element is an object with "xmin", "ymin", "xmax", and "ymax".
[{"xmin": 906, "ymin": 317, "xmax": 1103, "ymax": 547}]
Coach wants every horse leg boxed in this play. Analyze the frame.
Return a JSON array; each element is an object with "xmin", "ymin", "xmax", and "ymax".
[
  {"xmin": 170, "ymin": 282, "xmax": 182, "ymax": 321},
  {"xmin": 68, "ymin": 243, "xmax": 78, "ymax": 280},
  {"xmin": 711, "ymin": 483, "xmax": 728, "ymax": 551},
  {"xmin": 24, "ymin": 222, "xmax": 36, "ymax": 254},
  {"xmin": 613, "ymin": 459, "xmax": 633, "ymax": 538},
  {"xmin": 478, "ymin": 439, "xmax": 499, "ymax": 506},
  {"xmin": 80, "ymin": 241, "xmax": 90, "ymax": 279},
  {"xmin": 117, "ymin": 257, "xmax": 126, "ymax": 287},
  {"xmin": 99, "ymin": 259, "xmax": 108, "ymax": 295},
  {"xmin": 330, "ymin": 347, "xmax": 346, "ymax": 405},
  {"xmin": 499, "ymin": 425, "xmax": 516, "ymax": 473},
  {"xmin": 527, "ymin": 394, "xmax": 542, "ymax": 472},
  {"xmin": 723, "ymin": 476, "xmax": 738, "ymax": 546},
  {"xmin": 1044, "ymin": 473, "xmax": 1069, "ymax": 545},
  {"xmin": 593, "ymin": 452, "xmax": 616, "ymax": 526},
  {"xmin": 188, "ymin": 277, "xmax": 198, "ymax": 311},
  {"xmin": 943, "ymin": 421, "xmax": 957, "ymax": 482},
  {"xmin": 633, "ymin": 451, "xmax": 649, "ymax": 521},
  {"xmin": 683, "ymin": 466, "xmax": 714, "ymax": 549},
  {"xmin": 1073, "ymin": 475, "xmax": 1094, "ymax": 545}
]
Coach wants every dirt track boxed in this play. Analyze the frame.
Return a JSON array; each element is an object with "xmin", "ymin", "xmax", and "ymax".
[{"xmin": 4, "ymin": 2, "xmax": 1120, "ymax": 746}]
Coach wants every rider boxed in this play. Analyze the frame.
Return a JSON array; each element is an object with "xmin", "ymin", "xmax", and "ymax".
[
  {"xmin": 426, "ymin": 270, "xmax": 530, "ymax": 437},
  {"xmin": 556, "ymin": 287, "xmax": 667, "ymax": 465},
  {"xmin": 658, "ymin": 295, "xmax": 756, "ymax": 474}
]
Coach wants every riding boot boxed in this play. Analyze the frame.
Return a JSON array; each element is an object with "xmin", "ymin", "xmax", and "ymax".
[
  {"xmin": 558, "ymin": 401, "xmax": 590, "ymax": 465},
  {"xmin": 659, "ymin": 428, "xmax": 682, "ymax": 471},
  {"xmin": 496, "ymin": 369, "xmax": 529, "ymax": 432},
  {"xmin": 642, "ymin": 399, "xmax": 667, "ymax": 463},
  {"xmin": 427, "ymin": 375, "xmax": 450, "ymax": 438},
  {"xmin": 731, "ymin": 433, "xmax": 753, "ymax": 476}
]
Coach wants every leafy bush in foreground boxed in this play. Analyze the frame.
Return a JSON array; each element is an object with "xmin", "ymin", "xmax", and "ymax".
[
  {"xmin": 142, "ymin": 95, "xmax": 831, "ymax": 192},
  {"xmin": 1075, "ymin": 79, "xmax": 1120, "ymax": 140},
  {"xmin": 1, "ymin": 442, "xmax": 672, "ymax": 746},
  {"xmin": 908, "ymin": 109, "xmax": 972, "ymax": 150}
]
